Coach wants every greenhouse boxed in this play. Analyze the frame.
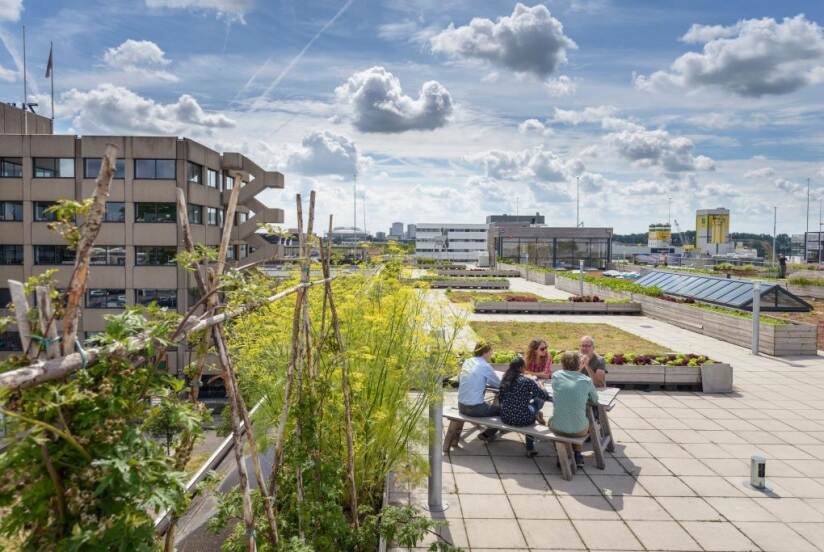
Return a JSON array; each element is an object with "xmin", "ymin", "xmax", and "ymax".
[{"xmin": 634, "ymin": 270, "xmax": 812, "ymax": 312}]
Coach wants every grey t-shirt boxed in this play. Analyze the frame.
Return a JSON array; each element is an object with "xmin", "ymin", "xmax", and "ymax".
[{"xmin": 585, "ymin": 354, "xmax": 608, "ymax": 374}]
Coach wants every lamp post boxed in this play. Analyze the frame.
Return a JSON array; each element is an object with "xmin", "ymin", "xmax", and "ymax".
[{"xmin": 752, "ymin": 282, "xmax": 760, "ymax": 355}]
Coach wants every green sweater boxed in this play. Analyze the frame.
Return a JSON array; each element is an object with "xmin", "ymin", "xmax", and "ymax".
[{"xmin": 550, "ymin": 370, "xmax": 599, "ymax": 434}]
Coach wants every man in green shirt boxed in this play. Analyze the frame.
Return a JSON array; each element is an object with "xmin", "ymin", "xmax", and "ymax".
[{"xmin": 550, "ymin": 351, "xmax": 599, "ymax": 468}]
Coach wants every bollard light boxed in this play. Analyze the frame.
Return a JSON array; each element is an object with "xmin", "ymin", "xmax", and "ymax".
[
  {"xmin": 579, "ymin": 260, "xmax": 585, "ymax": 297},
  {"xmin": 750, "ymin": 454, "xmax": 766, "ymax": 489}
]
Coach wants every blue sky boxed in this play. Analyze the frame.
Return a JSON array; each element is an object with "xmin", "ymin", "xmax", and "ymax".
[{"xmin": 2, "ymin": 0, "xmax": 824, "ymax": 235}]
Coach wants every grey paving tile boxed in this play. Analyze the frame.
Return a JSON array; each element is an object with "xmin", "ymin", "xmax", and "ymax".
[
  {"xmin": 459, "ymin": 493, "xmax": 514, "ymax": 519},
  {"xmin": 681, "ymin": 521, "xmax": 759, "ymax": 551},
  {"xmin": 607, "ymin": 496, "xmax": 673, "ymax": 521},
  {"xmin": 572, "ymin": 519, "xmax": 643, "ymax": 550},
  {"xmin": 656, "ymin": 496, "xmax": 723, "ymax": 521},
  {"xmin": 463, "ymin": 518, "xmax": 526, "ymax": 549},
  {"xmin": 519, "ymin": 519, "xmax": 585, "ymax": 550},
  {"xmin": 557, "ymin": 494, "xmax": 619, "ymax": 520},
  {"xmin": 733, "ymin": 521, "xmax": 818, "ymax": 552},
  {"xmin": 625, "ymin": 520, "xmax": 701, "ymax": 551},
  {"xmin": 508, "ymin": 493, "xmax": 567, "ymax": 519},
  {"xmin": 705, "ymin": 497, "xmax": 777, "ymax": 522},
  {"xmin": 500, "ymin": 473, "xmax": 551, "ymax": 494},
  {"xmin": 754, "ymin": 497, "xmax": 824, "ymax": 522}
]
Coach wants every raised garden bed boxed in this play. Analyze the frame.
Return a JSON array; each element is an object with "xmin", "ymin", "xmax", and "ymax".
[
  {"xmin": 429, "ymin": 278, "xmax": 509, "ymax": 289},
  {"xmin": 555, "ymin": 274, "xmax": 817, "ymax": 356},
  {"xmin": 483, "ymin": 351, "xmax": 731, "ymax": 393},
  {"xmin": 500, "ymin": 263, "xmax": 556, "ymax": 285},
  {"xmin": 436, "ymin": 269, "xmax": 521, "ymax": 277},
  {"xmin": 474, "ymin": 301, "xmax": 640, "ymax": 314}
]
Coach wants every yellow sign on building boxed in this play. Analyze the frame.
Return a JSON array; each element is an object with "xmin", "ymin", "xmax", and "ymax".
[{"xmin": 696, "ymin": 211, "xmax": 729, "ymax": 245}]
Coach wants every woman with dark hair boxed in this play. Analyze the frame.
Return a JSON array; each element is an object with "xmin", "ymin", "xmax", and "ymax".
[
  {"xmin": 499, "ymin": 357, "xmax": 550, "ymax": 456},
  {"xmin": 525, "ymin": 338, "xmax": 552, "ymax": 379}
]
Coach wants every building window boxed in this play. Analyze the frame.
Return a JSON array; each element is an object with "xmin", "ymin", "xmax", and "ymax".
[
  {"xmin": 188, "ymin": 203, "xmax": 202, "ymax": 225},
  {"xmin": 84, "ymin": 158, "xmax": 126, "ymax": 179},
  {"xmin": 135, "ymin": 202, "xmax": 176, "ymax": 223},
  {"xmin": 104, "ymin": 202, "xmax": 126, "ymax": 222},
  {"xmin": 0, "ymin": 157, "xmax": 22, "ymax": 177},
  {"xmin": 0, "ymin": 330, "xmax": 21, "ymax": 351},
  {"xmin": 86, "ymin": 289, "xmax": 127, "ymax": 309},
  {"xmin": 207, "ymin": 169, "xmax": 219, "ymax": 188},
  {"xmin": 226, "ymin": 245, "xmax": 237, "ymax": 260},
  {"xmin": 0, "ymin": 201, "xmax": 23, "ymax": 221},
  {"xmin": 33, "ymin": 158, "xmax": 75, "ymax": 178},
  {"xmin": 34, "ymin": 245, "xmax": 74, "ymax": 265},
  {"xmin": 134, "ymin": 159, "xmax": 176, "ymax": 180},
  {"xmin": 187, "ymin": 161, "xmax": 202, "ymax": 184},
  {"xmin": 218, "ymin": 209, "xmax": 225, "ymax": 227},
  {"xmin": 238, "ymin": 244, "xmax": 249, "ymax": 259},
  {"xmin": 237, "ymin": 211, "xmax": 248, "ymax": 225},
  {"xmin": 34, "ymin": 201, "xmax": 59, "ymax": 222},
  {"xmin": 0, "ymin": 245, "xmax": 23, "ymax": 265},
  {"xmin": 135, "ymin": 246, "xmax": 177, "ymax": 266},
  {"xmin": 224, "ymin": 172, "xmax": 234, "ymax": 190},
  {"xmin": 136, "ymin": 289, "xmax": 177, "ymax": 309},
  {"xmin": 207, "ymin": 207, "xmax": 219, "ymax": 226},
  {"xmin": 90, "ymin": 245, "xmax": 126, "ymax": 266}
]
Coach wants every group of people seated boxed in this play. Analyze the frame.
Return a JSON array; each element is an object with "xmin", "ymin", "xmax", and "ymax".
[{"xmin": 457, "ymin": 336, "xmax": 606, "ymax": 466}]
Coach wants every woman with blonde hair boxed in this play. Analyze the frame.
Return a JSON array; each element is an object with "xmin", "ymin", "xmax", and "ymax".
[{"xmin": 525, "ymin": 338, "xmax": 552, "ymax": 379}]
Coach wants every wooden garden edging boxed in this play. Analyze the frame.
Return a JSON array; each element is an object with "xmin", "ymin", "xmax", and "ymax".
[
  {"xmin": 429, "ymin": 279, "xmax": 509, "ymax": 290},
  {"xmin": 787, "ymin": 283, "xmax": 824, "ymax": 300},
  {"xmin": 554, "ymin": 274, "xmax": 817, "ymax": 357},
  {"xmin": 474, "ymin": 301, "xmax": 640, "ymax": 314}
]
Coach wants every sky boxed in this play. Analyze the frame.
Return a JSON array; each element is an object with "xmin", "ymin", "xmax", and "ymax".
[{"xmin": 2, "ymin": 0, "xmax": 824, "ymax": 236}]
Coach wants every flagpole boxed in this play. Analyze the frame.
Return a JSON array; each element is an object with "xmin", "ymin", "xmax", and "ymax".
[
  {"xmin": 50, "ymin": 41, "xmax": 54, "ymax": 122},
  {"xmin": 22, "ymin": 25, "xmax": 27, "ymax": 134}
]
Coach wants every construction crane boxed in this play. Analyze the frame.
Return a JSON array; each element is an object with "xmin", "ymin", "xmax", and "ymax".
[{"xmin": 673, "ymin": 219, "xmax": 695, "ymax": 253}]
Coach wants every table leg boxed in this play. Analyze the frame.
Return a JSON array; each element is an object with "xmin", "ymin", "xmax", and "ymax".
[
  {"xmin": 555, "ymin": 441, "xmax": 574, "ymax": 481},
  {"xmin": 587, "ymin": 405, "xmax": 605, "ymax": 470},
  {"xmin": 598, "ymin": 404, "xmax": 615, "ymax": 452}
]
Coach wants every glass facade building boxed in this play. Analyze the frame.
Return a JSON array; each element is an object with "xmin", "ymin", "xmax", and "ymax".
[{"xmin": 490, "ymin": 226, "xmax": 613, "ymax": 269}]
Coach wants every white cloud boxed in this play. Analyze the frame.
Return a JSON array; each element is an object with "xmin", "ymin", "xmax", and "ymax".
[
  {"xmin": 145, "ymin": 0, "xmax": 252, "ymax": 22},
  {"xmin": 606, "ymin": 126, "xmax": 715, "ymax": 173},
  {"xmin": 335, "ymin": 66, "xmax": 453, "ymax": 133},
  {"xmin": 430, "ymin": 3, "xmax": 576, "ymax": 79},
  {"xmin": 0, "ymin": 64, "xmax": 15, "ymax": 81},
  {"xmin": 636, "ymin": 15, "xmax": 824, "ymax": 97},
  {"xmin": 529, "ymin": 181, "xmax": 573, "ymax": 203},
  {"xmin": 0, "ymin": 0, "xmax": 22, "ymax": 21},
  {"xmin": 58, "ymin": 84, "xmax": 235, "ymax": 135},
  {"xmin": 552, "ymin": 105, "xmax": 616, "ymax": 125},
  {"xmin": 680, "ymin": 22, "xmax": 741, "ymax": 44},
  {"xmin": 545, "ymin": 75, "xmax": 576, "ymax": 96},
  {"xmin": 744, "ymin": 167, "xmax": 775, "ymax": 179},
  {"xmin": 103, "ymin": 39, "xmax": 177, "ymax": 82},
  {"xmin": 471, "ymin": 146, "xmax": 584, "ymax": 183},
  {"xmin": 774, "ymin": 177, "xmax": 803, "ymax": 195},
  {"xmin": 285, "ymin": 130, "xmax": 369, "ymax": 177},
  {"xmin": 518, "ymin": 118, "xmax": 552, "ymax": 136}
]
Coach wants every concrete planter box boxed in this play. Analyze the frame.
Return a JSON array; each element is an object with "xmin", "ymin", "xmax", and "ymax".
[
  {"xmin": 474, "ymin": 301, "xmax": 641, "ymax": 315},
  {"xmin": 437, "ymin": 269, "xmax": 521, "ymax": 277},
  {"xmin": 489, "ymin": 362, "xmax": 731, "ymax": 392},
  {"xmin": 430, "ymin": 279, "xmax": 509, "ymax": 290},
  {"xmin": 555, "ymin": 274, "xmax": 818, "ymax": 357},
  {"xmin": 497, "ymin": 263, "xmax": 555, "ymax": 285},
  {"xmin": 787, "ymin": 283, "xmax": 824, "ymax": 300}
]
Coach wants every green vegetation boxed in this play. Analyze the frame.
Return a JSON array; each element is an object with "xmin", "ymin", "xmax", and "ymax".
[
  {"xmin": 690, "ymin": 301, "xmax": 789, "ymax": 325},
  {"xmin": 478, "ymin": 349, "xmax": 714, "ymax": 367},
  {"xmin": 788, "ymin": 275, "xmax": 824, "ymax": 287},
  {"xmin": 223, "ymin": 265, "xmax": 461, "ymax": 550},
  {"xmin": 557, "ymin": 273, "xmax": 663, "ymax": 297},
  {"xmin": 469, "ymin": 321, "xmax": 668, "ymax": 355}
]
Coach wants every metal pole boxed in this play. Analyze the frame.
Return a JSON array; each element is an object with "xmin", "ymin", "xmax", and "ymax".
[
  {"xmin": 772, "ymin": 206, "xmax": 777, "ymax": 267},
  {"xmin": 579, "ymin": 259, "xmax": 585, "ymax": 296},
  {"xmin": 22, "ymin": 25, "xmax": 27, "ymax": 135},
  {"xmin": 751, "ymin": 282, "xmax": 760, "ymax": 355},
  {"xmin": 819, "ymin": 199, "xmax": 822, "ymax": 265},
  {"xmin": 427, "ymin": 377, "xmax": 445, "ymax": 512},
  {"xmin": 805, "ymin": 178, "xmax": 810, "ymax": 262},
  {"xmin": 50, "ymin": 41, "xmax": 55, "ymax": 122},
  {"xmin": 576, "ymin": 176, "xmax": 580, "ymax": 228}
]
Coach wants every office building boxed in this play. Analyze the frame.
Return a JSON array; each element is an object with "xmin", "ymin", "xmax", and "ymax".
[
  {"xmin": 406, "ymin": 223, "xmax": 416, "ymax": 240},
  {"xmin": 415, "ymin": 223, "xmax": 488, "ymax": 263},
  {"xmin": 648, "ymin": 223, "xmax": 673, "ymax": 253},
  {"xmin": 486, "ymin": 212, "xmax": 545, "ymax": 225},
  {"xmin": 0, "ymin": 106, "xmax": 285, "ymax": 376},
  {"xmin": 389, "ymin": 221, "xmax": 404, "ymax": 238},
  {"xmin": 374, "ymin": 231, "xmax": 386, "ymax": 241},
  {"xmin": 488, "ymin": 225, "xmax": 613, "ymax": 269}
]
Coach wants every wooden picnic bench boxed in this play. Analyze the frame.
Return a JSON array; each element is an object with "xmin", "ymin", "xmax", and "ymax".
[
  {"xmin": 442, "ymin": 407, "xmax": 587, "ymax": 481},
  {"xmin": 443, "ymin": 385, "xmax": 620, "ymax": 481}
]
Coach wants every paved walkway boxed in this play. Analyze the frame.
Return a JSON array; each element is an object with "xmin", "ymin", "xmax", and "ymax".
[{"xmin": 395, "ymin": 279, "xmax": 824, "ymax": 551}]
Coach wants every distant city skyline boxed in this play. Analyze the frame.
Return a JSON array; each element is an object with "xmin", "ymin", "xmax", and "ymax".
[{"xmin": 1, "ymin": 1, "xmax": 824, "ymax": 235}]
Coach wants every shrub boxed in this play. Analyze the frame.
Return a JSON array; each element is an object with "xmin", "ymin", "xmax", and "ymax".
[
  {"xmin": 505, "ymin": 294, "xmax": 538, "ymax": 302},
  {"xmin": 570, "ymin": 295, "xmax": 602, "ymax": 303}
]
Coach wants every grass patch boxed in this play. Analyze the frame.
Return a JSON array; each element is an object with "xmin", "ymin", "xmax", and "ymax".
[
  {"xmin": 469, "ymin": 321, "xmax": 669, "ymax": 355},
  {"xmin": 446, "ymin": 290, "xmax": 550, "ymax": 303},
  {"xmin": 788, "ymin": 276, "xmax": 824, "ymax": 287}
]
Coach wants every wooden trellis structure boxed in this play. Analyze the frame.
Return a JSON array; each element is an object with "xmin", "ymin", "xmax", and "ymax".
[{"xmin": 0, "ymin": 145, "xmax": 359, "ymax": 551}]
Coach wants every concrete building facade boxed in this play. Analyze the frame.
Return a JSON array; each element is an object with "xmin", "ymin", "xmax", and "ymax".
[
  {"xmin": 486, "ymin": 212, "xmax": 545, "ymax": 225},
  {"xmin": 0, "ymin": 127, "xmax": 285, "ymax": 376},
  {"xmin": 389, "ymin": 221, "xmax": 404, "ymax": 239},
  {"xmin": 489, "ymin": 225, "xmax": 613, "ymax": 269},
  {"xmin": 415, "ymin": 223, "xmax": 488, "ymax": 263}
]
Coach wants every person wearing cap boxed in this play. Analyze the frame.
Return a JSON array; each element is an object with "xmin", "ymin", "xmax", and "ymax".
[{"xmin": 458, "ymin": 341, "xmax": 501, "ymax": 441}]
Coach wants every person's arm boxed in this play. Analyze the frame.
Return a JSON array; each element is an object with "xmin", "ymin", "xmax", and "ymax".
[
  {"xmin": 484, "ymin": 363, "xmax": 501, "ymax": 389},
  {"xmin": 593, "ymin": 368, "xmax": 606, "ymax": 388},
  {"xmin": 587, "ymin": 380, "xmax": 599, "ymax": 406}
]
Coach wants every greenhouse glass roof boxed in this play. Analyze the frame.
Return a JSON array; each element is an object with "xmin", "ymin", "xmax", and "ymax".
[{"xmin": 634, "ymin": 270, "xmax": 812, "ymax": 312}]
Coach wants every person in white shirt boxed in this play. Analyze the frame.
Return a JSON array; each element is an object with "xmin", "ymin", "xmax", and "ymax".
[{"xmin": 458, "ymin": 341, "xmax": 501, "ymax": 441}]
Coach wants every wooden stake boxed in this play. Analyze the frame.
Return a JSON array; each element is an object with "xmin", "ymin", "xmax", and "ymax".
[
  {"xmin": 9, "ymin": 280, "xmax": 33, "ymax": 358},
  {"xmin": 36, "ymin": 286, "xmax": 60, "ymax": 359},
  {"xmin": 61, "ymin": 144, "xmax": 117, "ymax": 356}
]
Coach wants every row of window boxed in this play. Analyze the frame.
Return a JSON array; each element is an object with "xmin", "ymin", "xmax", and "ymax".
[
  {"xmin": 0, "ymin": 244, "xmax": 253, "ymax": 265},
  {"xmin": 0, "ymin": 157, "xmax": 243, "ymax": 190},
  {"xmin": 0, "ymin": 201, "xmax": 247, "ymax": 225},
  {"xmin": 0, "ymin": 287, "xmax": 177, "ymax": 310}
]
